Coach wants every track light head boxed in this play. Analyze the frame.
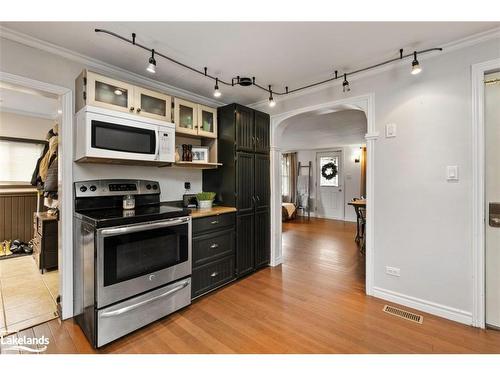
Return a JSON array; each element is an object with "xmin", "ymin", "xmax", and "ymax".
[
  {"xmin": 147, "ymin": 49, "xmax": 156, "ymax": 74},
  {"xmin": 411, "ymin": 51, "xmax": 421, "ymax": 75},
  {"xmin": 268, "ymin": 86, "xmax": 276, "ymax": 107},
  {"xmin": 342, "ymin": 74, "xmax": 350, "ymax": 93},
  {"xmin": 213, "ymin": 78, "xmax": 221, "ymax": 98}
]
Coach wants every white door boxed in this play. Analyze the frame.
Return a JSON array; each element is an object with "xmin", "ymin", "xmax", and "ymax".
[
  {"xmin": 316, "ymin": 151, "xmax": 344, "ymax": 219},
  {"xmin": 486, "ymin": 71, "xmax": 500, "ymax": 328}
]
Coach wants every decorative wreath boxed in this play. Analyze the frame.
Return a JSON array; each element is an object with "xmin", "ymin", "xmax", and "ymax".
[{"xmin": 321, "ymin": 162, "xmax": 338, "ymax": 180}]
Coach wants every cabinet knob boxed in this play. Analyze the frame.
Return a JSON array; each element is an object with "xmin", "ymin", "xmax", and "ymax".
[
  {"xmin": 136, "ymin": 108, "xmax": 141, "ymax": 113},
  {"xmin": 210, "ymin": 243, "xmax": 219, "ymax": 249},
  {"xmin": 210, "ymin": 272, "xmax": 219, "ymax": 278},
  {"xmin": 130, "ymin": 107, "xmax": 135, "ymax": 112},
  {"xmin": 210, "ymin": 220, "xmax": 219, "ymax": 225}
]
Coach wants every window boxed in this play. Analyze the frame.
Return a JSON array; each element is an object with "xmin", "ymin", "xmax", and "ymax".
[
  {"xmin": 281, "ymin": 155, "xmax": 290, "ymax": 197},
  {"xmin": 0, "ymin": 138, "xmax": 45, "ymax": 184},
  {"xmin": 319, "ymin": 156, "xmax": 339, "ymax": 187}
]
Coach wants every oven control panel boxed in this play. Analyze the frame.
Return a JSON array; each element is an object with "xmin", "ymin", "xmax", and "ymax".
[{"xmin": 75, "ymin": 179, "xmax": 160, "ymax": 197}]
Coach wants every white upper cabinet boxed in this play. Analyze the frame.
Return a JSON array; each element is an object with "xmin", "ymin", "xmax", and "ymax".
[
  {"xmin": 174, "ymin": 98, "xmax": 217, "ymax": 138},
  {"xmin": 76, "ymin": 70, "xmax": 172, "ymax": 122}
]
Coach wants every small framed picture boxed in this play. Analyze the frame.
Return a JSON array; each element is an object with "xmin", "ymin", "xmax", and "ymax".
[{"xmin": 191, "ymin": 146, "xmax": 209, "ymax": 163}]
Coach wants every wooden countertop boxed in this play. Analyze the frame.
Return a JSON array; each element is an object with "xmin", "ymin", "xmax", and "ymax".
[
  {"xmin": 189, "ymin": 206, "xmax": 237, "ymax": 219},
  {"xmin": 348, "ymin": 199, "xmax": 366, "ymax": 208}
]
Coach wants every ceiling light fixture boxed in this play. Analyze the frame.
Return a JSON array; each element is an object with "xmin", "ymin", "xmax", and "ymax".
[
  {"xmin": 147, "ymin": 49, "xmax": 156, "ymax": 74},
  {"xmin": 95, "ymin": 29, "xmax": 443, "ymax": 102},
  {"xmin": 268, "ymin": 85, "xmax": 276, "ymax": 107},
  {"xmin": 114, "ymin": 89, "xmax": 123, "ymax": 96},
  {"xmin": 411, "ymin": 51, "xmax": 422, "ymax": 75},
  {"xmin": 213, "ymin": 78, "xmax": 221, "ymax": 97},
  {"xmin": 342, "ymin": 74, "xmax": 350, "ymax": 93}
]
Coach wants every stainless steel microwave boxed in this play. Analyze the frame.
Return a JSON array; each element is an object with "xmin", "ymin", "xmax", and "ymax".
[{"xmin": 75, "ymin": 106, "xmax": 175, "ymax": 164}]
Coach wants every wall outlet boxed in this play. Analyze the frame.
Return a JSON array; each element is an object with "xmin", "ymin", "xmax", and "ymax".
[
  {"xmin": 385, "ymin": 266, "xmax": 400, "ymax": 277},
  {"xmin": 184, "ymin": 182, "xmax": 191, "ymax": 190}
]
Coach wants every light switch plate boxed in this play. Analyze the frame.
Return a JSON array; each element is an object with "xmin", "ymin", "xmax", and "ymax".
[
  {"xmin": 446, "ymin": 166, "xmax": 459, "ymax": 181},
  {"xmin": 385, "ymin": 123, "xmax": 396, "ymax": 138}
]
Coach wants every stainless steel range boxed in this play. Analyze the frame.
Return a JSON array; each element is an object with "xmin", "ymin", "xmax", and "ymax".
[{"xmin": 73, "ymin": 179, "xmax": 192, "ymax": 348}]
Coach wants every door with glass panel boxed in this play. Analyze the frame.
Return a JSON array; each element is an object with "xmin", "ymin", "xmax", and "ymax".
[
  {"xmin": 174, "ymin": 98, "xmax": 198, "ymax": 136},
  {"xmin": 86, "ymin": 72, "xmax": 134, "ymax": 114},
  {"xmin": 316, "ymin": 151, "xmax": 344, "ymax": 219},
  {"xmin": 485, "ymin": 71, "xmax": 500, "ymax": 329},
  {"xmin": 197, "ymin": 105, "xmax": 217, "ymax": 138},
  {"xmin": 134, "ymin": 87, "xmax": 171, "ymax": 122}
]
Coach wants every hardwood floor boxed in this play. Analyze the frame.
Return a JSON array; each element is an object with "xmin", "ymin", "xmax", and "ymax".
[{"xmin": 4, "ymin": 217, "xmax": 500, "ymax": 354}]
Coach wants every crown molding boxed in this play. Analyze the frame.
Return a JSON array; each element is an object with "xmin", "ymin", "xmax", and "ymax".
[
  {"xmin": 0, "ymin": 26, "xmax": 226, "ymax": 108},
  {"xmin": 248, "ymin": 26, "xmax": 500, "ymax": 109}
]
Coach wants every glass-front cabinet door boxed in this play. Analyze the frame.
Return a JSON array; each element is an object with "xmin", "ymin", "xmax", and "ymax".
[
  {"xmin": 174, "ymin": 98, "xmax": 198, "ymax": 136},
  {"xmin": 134, "ymin": 87, "xmax": 172, "ymax": 122},
  {"xmin": 197, "ymin": 105, "xmax": 217, "ymax": 138},
  {"xmin": 86, "ymin": 72, "xmax": 134, "ymax": 113}
]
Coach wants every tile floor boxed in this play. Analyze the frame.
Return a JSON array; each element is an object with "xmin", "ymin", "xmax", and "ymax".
[{"xmin": 0, "ymin": 256, "xmax": 58, "ymax": 335}]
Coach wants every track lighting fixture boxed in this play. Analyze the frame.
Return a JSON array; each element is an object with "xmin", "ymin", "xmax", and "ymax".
[
  {"xmin": 213, "ymin": 78, "xmax": 221, "ymax": 98},
  {"xmin": 342, "ymin": 74, "xmax": 350, "ymax": 93},
  {"xmin": 268, "ymin": 86, "xmax": 276, "ymax": 107},
  {"xmin": 147, "ymin": 49, "xmax": 156, "ymax": 74},
  {"xmin": 411, "ymin": 51, "xmax": 422, "ymax": 75},
  {"xmin": 96, "ymin": 29, "xmax": 443, "ymax": 102}
]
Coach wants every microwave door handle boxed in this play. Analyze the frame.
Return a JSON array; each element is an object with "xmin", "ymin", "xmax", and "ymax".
[
  {"xmin": 154, "ymin": 129, "xmax": 160, "ymax": 158},
  {"xmin": 99, "ymin": 217, "xmax": 189, "ymax": 236}
]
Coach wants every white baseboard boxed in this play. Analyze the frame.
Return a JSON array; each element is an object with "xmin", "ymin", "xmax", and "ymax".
[
  {"xmin": 372, "ymin": 287, "xmax": 473, "ymax": 326},
  {"xmin": 270, "ymin": 256, "xmax": 283, "ymax": 267}
]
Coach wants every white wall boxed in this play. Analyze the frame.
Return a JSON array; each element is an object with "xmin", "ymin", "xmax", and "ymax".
[
  {"xmin": 256, "ymin": 37, "xmax": 500, "ymax": 320},
  {"xmin": 0, "ymin": 111, "xmax": 54, "ymax": 140},
  {"xmin": 292, "ymin": 147, "xmax": 362, "ymax": 222},
  {"xmin": 0, "ymin": 37, "xmax": 204, "ymax": 202}
]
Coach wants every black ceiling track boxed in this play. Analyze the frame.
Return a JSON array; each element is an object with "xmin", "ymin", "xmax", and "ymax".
[{"xmin": 95, "ymin": 28, "xmax": 443, "ymax": 98}]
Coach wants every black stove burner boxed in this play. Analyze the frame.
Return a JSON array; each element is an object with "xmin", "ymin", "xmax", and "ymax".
[{"xmin": 75, "ymin": 202, "xmax": 189, "ymax": 228}]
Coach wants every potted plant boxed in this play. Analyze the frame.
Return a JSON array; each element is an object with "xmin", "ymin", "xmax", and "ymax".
[{"xmin": 196, "ymin": 192, "xmax": 216, "ymax": 209}]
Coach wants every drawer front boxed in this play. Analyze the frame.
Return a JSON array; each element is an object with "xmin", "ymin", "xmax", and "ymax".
[
  {"xmin": 193, "ymin": 229, "xmax": 235, "ymax": 267},
  {"xmin": 97, "ymin": 277, "xmax": 191, "ymax": 347},
  {"xmin": 193, "ymin": 213, "xmax": 235, "ymax": 234},
  {"xmin": 192, "ymin": 256, "xmax": 235, "ymax": 298}
]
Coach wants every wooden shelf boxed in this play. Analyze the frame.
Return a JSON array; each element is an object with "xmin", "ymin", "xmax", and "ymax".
[
  {"xmin": 174, "ymin": 131, "xmax": 216, "ymax": 140},
  {"xmin": 173, "ymin": 161, "xmax": 222, "ymax": 169}
]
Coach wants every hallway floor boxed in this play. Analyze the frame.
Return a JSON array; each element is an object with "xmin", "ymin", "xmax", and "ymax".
[
  {"xmin": 0, "ymin": 256, "xmax": 58, "ymax": 335},
  {"xmin": 3, "ymin": 217, "xmax": 500, "ymax": 353}
]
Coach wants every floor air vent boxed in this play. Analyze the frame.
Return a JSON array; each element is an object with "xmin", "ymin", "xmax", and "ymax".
[{"xmin": 382, "ymin": 305, "xmax": 423, "ymax": 324}]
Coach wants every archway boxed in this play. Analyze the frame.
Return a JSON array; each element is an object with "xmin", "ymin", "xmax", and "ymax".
[{"xmin": 268, "ymin": 94, "xmax": 377, "ymax": 294}]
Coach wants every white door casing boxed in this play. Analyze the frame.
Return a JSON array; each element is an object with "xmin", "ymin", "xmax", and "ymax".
[
  {"xmin": 316, "ymin": 150, "xmax": 344, "ymax": 220},
  {"xmin": 485, "ymin": 71, "xmax": 500, "ymax": 328},
  {"xmin": 0, "ymin": 71, "xmax": 73, "ymax": 319},
  {"xmin": 471, "ymin": 58, "xmax": 500, "ymax": 328}
]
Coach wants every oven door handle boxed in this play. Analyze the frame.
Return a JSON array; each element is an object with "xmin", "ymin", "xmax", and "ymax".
[
  {"xmin": 100, "ymin": 280, "xmax": 190, "ymax": 318},
  {"xmin": 99, "ymin": 217, "xmax": 189, "ymax": 236}
]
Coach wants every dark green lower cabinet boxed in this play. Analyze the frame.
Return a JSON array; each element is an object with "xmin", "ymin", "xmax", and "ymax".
[{"xmin": 191, "ymin": 213, "xmax": 236, "ymax": 299}]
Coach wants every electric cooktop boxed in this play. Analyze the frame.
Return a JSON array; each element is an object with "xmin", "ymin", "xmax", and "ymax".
[{"xmin": 75, "ymin": 202, "xmax": 190, "ymax": 228}]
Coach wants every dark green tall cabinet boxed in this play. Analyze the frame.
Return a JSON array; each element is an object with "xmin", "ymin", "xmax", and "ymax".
[{"xmin": 203, "ymin": 103, "xmax": 271, "ymax": 278}]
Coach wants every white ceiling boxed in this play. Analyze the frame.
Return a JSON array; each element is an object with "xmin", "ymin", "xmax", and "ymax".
[
  {"xmin": 1, "ymin": 22, "xmax": 499, "ymax": 104},
  {"xmin": 279, "ymin": 109, "xmax": 367, "ymax": 150},
  {"xmin": 0, "ymin": 84, "xmax": 59, "ymax": 119}
]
